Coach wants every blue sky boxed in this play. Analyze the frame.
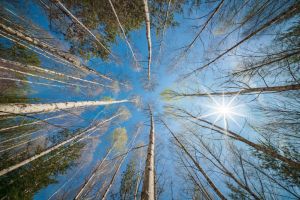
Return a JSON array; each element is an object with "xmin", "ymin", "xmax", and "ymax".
[
  {"xmin": 0, "ymin": 0, "xmax": 181, "ymax": 199},
  {"xmin": 0, "ymin": 1, "xmax": 259, "ymax": 198},
  {"xmin": 1, "ymin": 0, "xmax": 298, "ymax": 199}
]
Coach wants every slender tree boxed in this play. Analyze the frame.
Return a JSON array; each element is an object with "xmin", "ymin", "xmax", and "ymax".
[
  {"xmin": 182, "ymin": 2, "xmax": 300, "ymax": 79},
  {"xmin": 53, "ymin": 0, "xmax": 115, "ymax": 58},
  {"xmin": 142, "ymin": 0, "xmax": 152, "ymax": 81},
  {"xmin": 108, "ymin": 0, "xmax": 140, "ymax": 70},
  {"xmin": 172, "ymin": 107, "xmax": 300, "ymax": 169},
  {"xmin": 141, "ymin": 106, "xmax": 155, "ymax": 200},
  {"xmin": 162, "ymin": 84, "xmax": 300, "ymax": 98},
  {"xmin": 74, "ymin": 146, "xmax": 113, "ymax": 199},
  {"xmin": 161, "ymin": 119, "xmax": 227, "ymax": 200},
  {"xmin": 0, "ymin": 58, "xmax": 109, "ymax": 88},
  {"xmin": 172, "ymin": 0, "xmax": 224, "ymax": 68},
  {"xmin": 0, "ymin": 22, "xmax": 116, "ymax": 82},
  {"xmin": 0, "ymin": 112, "xmax": 122, "ymax": 177},
  {"xmin": 0, "ymin": 98, "xmax": 134, "ymax": 116}
]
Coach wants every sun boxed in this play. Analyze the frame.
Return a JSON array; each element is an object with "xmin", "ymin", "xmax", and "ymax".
[
  {"xmin": 201, "ymin": 92, "xmax": 245, "ymax": 129},
  {"xmin": 216, "ymin": 105, "xmax": 232, "ymax": 115}
]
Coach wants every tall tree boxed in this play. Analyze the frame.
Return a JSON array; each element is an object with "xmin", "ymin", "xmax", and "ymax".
[
  {"xmin": 161, "ymin": 119, "xmax": 227, "ymax": 200},
  {"xmin": 0, "ymin": 110, "xmax": 125, "ymax": 176},
  {"xmin": 141, "ymin": 106, "xmax": 155, "ymax": 200},
  {"xmin": 0, "ymin": 98, "xmax": 135, "ymax": 116},
  {"xmin": 170, "ymin": 106, "xmax": 300, "ymax": 169}
]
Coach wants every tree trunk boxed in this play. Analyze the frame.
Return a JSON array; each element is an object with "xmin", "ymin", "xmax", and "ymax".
[
  {"xmin": 0, "ymin": 113, "xmax": 67, "ymax": 133},
  {"xmin": 141, "ymin": 107, "xmax": 155, "ymax": 200},
  {"xmin": 161, "ymin": 119, "xmax": 227, "ymax": 200},
  {"xmin": 197, "ymin": 138, "xmax": 260, "ymax": 200},
  {"xmin": 176, "ymin": 0, "xmax": 224, "ymax": 63},
  {"xmin": 101, "ymin": 125, "xmax": 142, "ymax": 199},
  {"xmin": 182, "ymin": 3, "xmax": 300, "ymax": 79},
  {"xmin": 74, "ymin": 147, "xmax": 113, "ymax": 200},
  {"xmin": 0, "ymin": 113, "xmax": 120, "ymax": 177},
  {"xmin": 142, "ymin": 0, "xmax": 152, "ymax": 81},
  {"xmin": 233, "ymin": 50, "xmax": 300, "ymax": 75},
  {"xmin": 181, "ymin": 109, "xmax": 300, "ymax": 169},
  {"xmin": 0, "ymin": 65, "xmax": 87, "ymax": 88},
  {"xmin": 101, "ymin": 156, "xmax": 125, "ymax": 200},
  {"xmin": 0, "ymin": 22, "xmax": 80, "ymax": 66},
  {"xmin": 0, "ymin": 22, "xmax": 114, "ymax": 82},
  {"xmin": 169, "ymin": 84, "xmax": 300, "ymax": 97},
  {"xmin": 108, "ymin": 0, "xmax": 139, "ymax": 69},
  {"xmin": 0, "ymin": 99, "xmax": 130, "ymax": 116},
  {"xmin": 0, "ymin": 58, "xmax": 108, "ymax": 88},
  {"xmin": 54, "ymin": 0, "xmax": 114, "ymax": 58}
]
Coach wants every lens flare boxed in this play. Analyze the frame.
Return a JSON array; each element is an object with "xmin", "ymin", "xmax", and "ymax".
[{"xmin": 202, "ymin": 92, "xmax": 245, "ymax": 129}]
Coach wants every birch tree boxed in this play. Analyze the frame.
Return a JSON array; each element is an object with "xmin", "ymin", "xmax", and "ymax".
[
  {"xmin": 141, "ymin": 106, "xmax": 155, "ymax": 200},
  {"xmin": 142, "ymin": 0, "xmax": 152, "ymax": 81},
  {"xmin": 0, "ymin": 140, "xmax": 84, "ymax": 199},
  {"xmin": 0, "ymin": 21, "xmax": 116, "ymax": 82},
  {"xmin": 161, "ymin": 119, "xmax": 227, "ymax": 200},
  {"xmin": 182, "ymin": 2, "xmax": 300, "ymax": 79},
  {"xmin": 0, "ymin": 111, "xmax": 124, "ymax": 177},
  {"xmin": 170, "ymin": 106, "xmax": 300, "ymax": 169},
  {"xmin": 0, "ymin": 98, "xmax": 133, "ymax": 116},
  {"xmin": 161, "ymin": 84, "xmax": 300, "ymax": 99}
]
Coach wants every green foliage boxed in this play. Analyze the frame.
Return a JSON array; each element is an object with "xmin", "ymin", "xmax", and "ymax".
[
  {"xmin": 0, "ymin": 44, "xmax": 40, "ymax": 66},
  {"xmin": 119, "ymin": 160, "xmax": 138, "ymax": 200},
  {"xmin": 227, "ymin": 182, "xmax": 249, "ymax": 200},
  {"xmin": 0, "ymin": 44, "xmax": 40, "ymax": 104},
  {"xmin": 45, "ymin": 0, "xmax": 196, "ymax": 60},
  {"xmin": 101, "ymin": 96, "xmax": 115, "ymax": 101},
  {"xmin": 112, "ymin": 127, "xmax": 128, "ymax": 152},
  {"xmin": 0, "ymin": 142, "xmax": 84, "ymax": 199},
  {"xmin": 160, "ymin": 89, "xmax": 175, "ymax": 101},
  {"xmin": 253, "ymin": 141, "xmax": 300, "ymax": 185}
]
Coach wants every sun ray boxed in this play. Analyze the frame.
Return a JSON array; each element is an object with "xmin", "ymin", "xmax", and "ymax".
[
  {"xmin": 228, "ymin": 115, "xmax": 241, "ymax": 128},
  {"xmin": 200, "ymin": 92, "xmax": 245, "ymax": 129}
]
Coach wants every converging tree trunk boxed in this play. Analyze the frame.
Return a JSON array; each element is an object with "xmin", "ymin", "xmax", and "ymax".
[
  {"xmin": 108, "ymin": 0, "xmax": 139, "ymax": 69},
  {"xmin": 0, "ymin": 113, "xmax": 121, "ymax": 177},
  {"xmin": 161, "ymin": 119, "xmax": 227, "ymax": 200},
  {"xmin": 141, "ymin": 106, "xmax": 155, "ymax": 200},
  {"xmin": 196, "ymin": 137, "xmax": 260, "ymax": 200},
  {"xmin": 182, "ymin": 3, "xmax": 300, "ymax": 79},
  {"xmin": 0, "ymin": 58, "xmax": 108, "ymax": 88},
  {"xmin": 0, "ymin": 22, "xmax": 115, "ymax": 82},
  {"xmin": 142, "ymin": 0, "xmax": 152, "ymax": 81},
  {"xmin": 74, "ymin": 147, "xmax": 113, "ymax": 200},
  {"xmin": 0, "ymin": 99, "xmax": 130, "ymax": 116},
  {"xmin": 177, "ymin": 108, "xmax": 300, "ymax": 169},
  {"xmin": 173, "ymin": 0, "xmax": 224, "ymax": 66},
  {"xmin": 164, "ymin": 84, "xmax": 300, "ymax": 98},
  {"xmin": 54, "ymin": 0, "xmax": 114, "ymax": 58}
]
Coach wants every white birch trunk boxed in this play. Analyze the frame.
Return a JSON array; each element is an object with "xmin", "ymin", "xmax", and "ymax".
[
  {"xmin": 101, "ymin": 125, "xmax": 142, "ymax": 200},
  {"xmin": 0, "ymin": 99, "xmax": 130, "ymax": 116},
  {"xmin": 0, "ymin": 58, "xmax": 108, "ymax": 88},
  {"xmin": 0, "ymin": 65, "xmax": 87, "ymax": 88},
  {"xmin": 55, "ymin": 0, "xmax": 114, "ymax": 58},
  {"xmin": 0, "ymin": 113, "xmax": 120, "ymax": 177},
  {"xmin": 108, "ymin": 0, "xmax": 139, "ymax": 69},
  {"xmin": 141, "ymin": 107, "xmax": 155, "ymax": 200},
  {"xmin": 0, "ymin": 113, "xmax": 68, "ymax": 133},
  {"xmin": 74, "ymin": 147, "xmax": 113, "ymax": 200},
  {"xmin": 0, "ymin": 77, "xmax": 63, "ymax": 88},
  {"xmin": 142, "ymin": 0, "xmax": 152, "ymax": 80},
  {"xmin": 0, "ymin": 22, "xmax": 80, "ymax": 67},
  {"xmin": 0, "ymin": 22, "xmax": 115, "ymax": 82}
]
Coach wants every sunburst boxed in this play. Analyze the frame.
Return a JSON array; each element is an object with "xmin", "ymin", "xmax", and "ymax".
[{"xmin": 201, "ymin": 92, "xmax": 245, "ymax": 130}]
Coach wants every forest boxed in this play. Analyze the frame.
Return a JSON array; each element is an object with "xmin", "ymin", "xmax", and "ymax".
[{"xmin": 0, "ymin": 0, "xmax": 299, "ymax": 199}]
